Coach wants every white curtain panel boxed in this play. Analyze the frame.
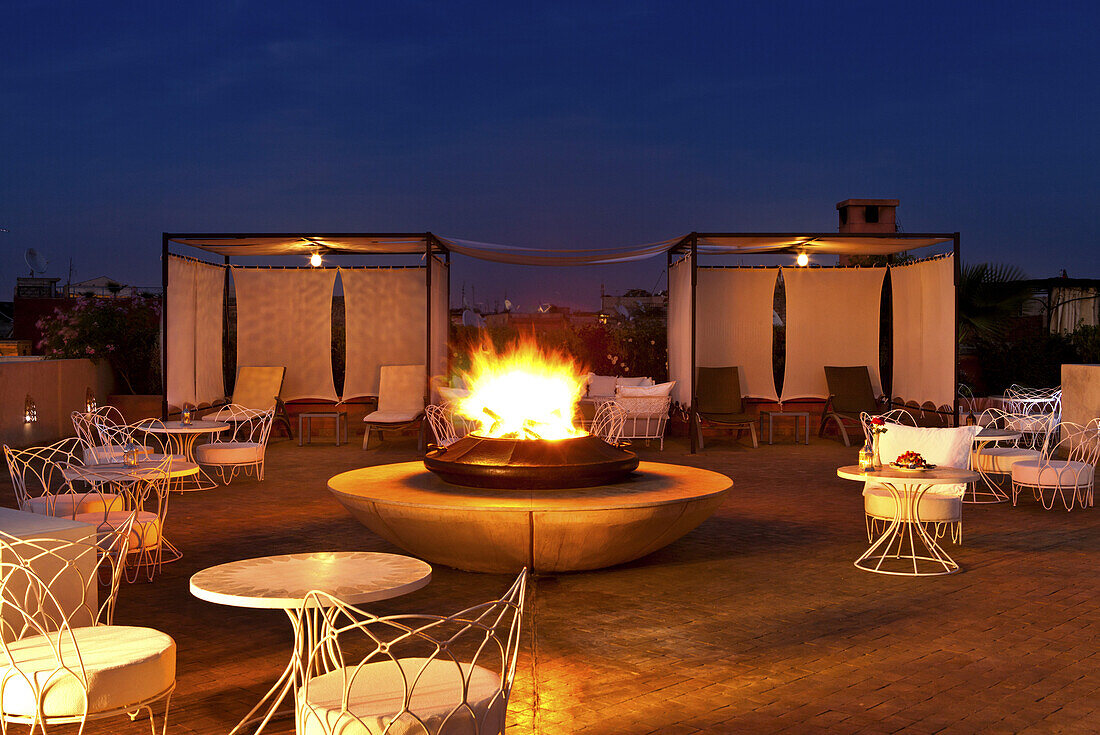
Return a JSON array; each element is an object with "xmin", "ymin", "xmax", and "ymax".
[
  {"xmin": 193, "ymin": 260, "xmax": 225, "ymax": 406},
  {"xmin": 696, "ymin": 268, "xmax": 779, "ymax": 401},
  {"xmin": 667, "ymin": 254, "xmax": 693, "ymax": 406},
  {"xmin": 891, "ymin": 256, "xmax": 956, "ymax": 406},
  {"xmin": 233, "ymin": 267, "xmax": 338, "ymax": 402},
  {"xmin": 166, "ymin": 256, "xmax": 197, "ymax": 410},
  {"xmin": 780, "ymin": 267, "xmax": 886, "ymax": 402},
  {"xmin": 167, "ymin": 256, "xmax": 225, "ymax": 409},
  {"xmin": 430, "ymin": 257, "xmax": 450, "ymax": 394},
  {"xmin": 340, "ymin": 268, "xmax": 426, "ymax": 401}
]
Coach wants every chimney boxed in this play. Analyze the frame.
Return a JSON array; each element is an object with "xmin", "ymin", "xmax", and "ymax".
[{"xmin": 837, "ymin": 198, "xmax": 899, "ymax": 234}]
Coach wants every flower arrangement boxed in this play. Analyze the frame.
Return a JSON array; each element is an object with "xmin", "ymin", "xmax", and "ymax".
[
  {"xmin": 37, "ymin": 295, "xmax": 162, "ymax": 395},
  {"xmin": 867, "ymin": 416, "xmax": 889, "ymax": 436}
]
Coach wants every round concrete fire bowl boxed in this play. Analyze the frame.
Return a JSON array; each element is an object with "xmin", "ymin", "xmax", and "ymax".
[{"xmin": 327, "ymin": 461, "xmax": 732, "ymax": 574}]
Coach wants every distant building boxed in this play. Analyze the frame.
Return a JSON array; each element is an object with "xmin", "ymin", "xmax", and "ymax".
[
  {"xmin": 14, "ymin": 277, "xmax": 62, "ymax": 299},
  {"xmin": 1020, "ymin": 277, "xmax": 1100, "ymax": 334},
  {"xmin": 600, "ymin": 289, "xmax": 667, "ymax": 323},
  {"xmin": 68, "ymin": 276, "xmax": 161, "ymax": 298}
]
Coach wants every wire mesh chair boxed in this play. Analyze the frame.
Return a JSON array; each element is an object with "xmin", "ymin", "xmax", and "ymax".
[
  {"xmin": 293, "ymin": 570, "xmax": 527, "ymax": 735},
  {"xmin": 0, "ymin": 516, "xmax": 177, "ymax": 735},
  {"xmin": 970, "ymin": 408, "xmax": 1055, "ymax": 503},
  {"xmin": 70, "ymin": 452, "xmax": 177, "ymax": 583},
  {"xmin": 1011, "ymin": 419, "xmax": 1100, "ymax": 511},
  {"xmin": 615, "ymin": 396, "xmax": 672, "ymax": 450},
  {"xmin": 858, "ymin": 409, "xmax": 917, "ymax": 447},
  {"xmin": 194, "ymin": 404, "xmax": 274, "ymax": 482},
  {"xmin": 590, "ymin": 401, "xmax": 628, "ymax": 445},
  {"xmin": 425, "ymin": 403, "xmax": 461, "ymax": 449},
  {"xmin": 75, "ymin": 406, "xmax": 152, "ymax": 465},
  {"xmin": 1004, "ymin": 385, "xmax": 1062, "ymax": 418},
  {"xmin": 2, "ymin": 438, "xmax": 124, "ymax": 519}
]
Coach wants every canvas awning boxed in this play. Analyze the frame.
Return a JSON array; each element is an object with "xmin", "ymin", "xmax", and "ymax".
[
  {"xmin": 168, "ymin": 235, "xmax": 434, "ymax": 257},
  {"xmin": 690, "ymin": 234, "xmax": 953, "ymax": 256}
]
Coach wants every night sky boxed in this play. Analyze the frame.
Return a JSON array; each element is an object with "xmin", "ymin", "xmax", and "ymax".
[{"xmin": 3, "ymin": 1, "xmax": 1098, "ymax": 311}]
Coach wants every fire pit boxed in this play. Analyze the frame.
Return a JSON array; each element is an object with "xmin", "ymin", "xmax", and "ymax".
[{"xmin": 424, "ymin": 433, "xmax": 638, "ymax": 489}]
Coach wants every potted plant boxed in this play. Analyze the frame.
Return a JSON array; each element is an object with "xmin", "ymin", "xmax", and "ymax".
[{"xmin": 37, "ymin": 295, "xmax": 162, "ymax": 420}]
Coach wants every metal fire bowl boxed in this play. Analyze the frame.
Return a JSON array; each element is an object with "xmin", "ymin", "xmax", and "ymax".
[{"xmin": 423, "ymin": 433, "xmax": 639, "ymax": 489}]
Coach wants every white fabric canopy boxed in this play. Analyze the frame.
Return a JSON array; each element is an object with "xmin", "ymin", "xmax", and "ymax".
[
  {"xmin": 667, "ymin": 255, "xmax": 693, "ymax": 406},
  {"xmin": 891, "ymin": 256, "xmax": 956, "ymax": 406},
  {"xmin": 166, "ymin": 256, "xmax": 224, "ymax": 409},
  {"xmin": 340, "ymin": 268, "xmax": 426, "ymax": 401},
  {"xmin": 232, "ymin": 267, "xmax": 338, "ymax": 402},
  {"xmin": 696, "ymin": 268, "xmax": 779, "ymax": 401},
  {"xmin": 780, "ymin": 267, "xmax": 886, "ymax": 402}
]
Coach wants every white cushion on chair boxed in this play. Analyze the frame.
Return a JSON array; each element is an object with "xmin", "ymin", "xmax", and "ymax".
[
  {"xmin": 298, "ymin": 657, "xmax": 503, "ymax": 735},
  {"xmin": 0, "ymin": 625, "xmax": 175, "ymax": 718},
  {"xmin": 874, "ymin": 423, "xmax": 981, "ymax": 496},
  {"xmin": 194, "ymin": 442, "xmax": 263, "ymax": 465},
  {"xmin": 26, "ymin": 492, "xmax": 123, "ymax": 518},
  {"xmin": 973, "ymin": 446, "xmax": 1040, "ymax": 474},
  {"xmin": 73, "ymin": 511, "xmax": 161, "ymax": 551},
  {"xmin": 1011, "ymin": 459, "xmax": 1095, "ymax": 487},
  {"xmin": 362, "ymin": 411, "xmax": 421, "ymax": 425},
  {"xmin": 863, "ymin": 486, "xmax": 962, "ymax": 523}
]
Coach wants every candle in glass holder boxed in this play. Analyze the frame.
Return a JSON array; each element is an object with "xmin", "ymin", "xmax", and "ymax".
[
  {"xmin": 122, "ymin": 442, "xmax": 140, "ymax": 467},
  {"xmin": 181, "ymin": 406, "xmax": 194, "ymax": 425}
]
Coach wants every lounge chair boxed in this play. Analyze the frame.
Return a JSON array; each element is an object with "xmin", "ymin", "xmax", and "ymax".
[
  {"xmin": 205, "ymin": 366, "xmax": 293, "ymax": 438},
  {"xmin": 362, "ymin": 365, "xmax": 426, "ymax": 449},
  {"xmin": 819, "ymin": 366, "xmax": 886, "ymax": 446},
  {"xmin": 695, "ymin": 366, "xmax": 758, "ymax": 449}
]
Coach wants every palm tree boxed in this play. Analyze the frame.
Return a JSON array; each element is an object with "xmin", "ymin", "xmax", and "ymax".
[{"xmin": 957, "ymin": 262, "xmax": 1031, "ymax": 348}]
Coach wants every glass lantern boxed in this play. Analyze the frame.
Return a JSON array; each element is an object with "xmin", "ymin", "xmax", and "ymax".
[
  {"xmin": 858, "ymin": 440, "xmax": 876, "ymax": 472},
  {"xmin": 181, "ymin": 405, "xmax": 194, "ymax": 425},
  {"xmin": 122, "ymin": 442, "xmax": 140, "ymax": 467},
  {"xmin": 85, "ymin": 387, "xmax": 97, "ymax": 413},
  {"xmin": 24, "ymin": 395, "xmax": 37, "ymax": 424}
]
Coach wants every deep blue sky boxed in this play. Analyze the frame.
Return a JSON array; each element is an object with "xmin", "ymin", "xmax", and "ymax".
[{"xmin": 3, "ymin": 1, "xmax": 1097, "ymax": 310}]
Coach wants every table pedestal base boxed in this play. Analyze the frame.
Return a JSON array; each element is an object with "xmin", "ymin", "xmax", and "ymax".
[
  {"xmin": 166, "ymin": 433, "xmax": 219, "ymax": 492},
  {"xmin": 857, "ymin": 481, "xmax": 960, "ymax": 576}
]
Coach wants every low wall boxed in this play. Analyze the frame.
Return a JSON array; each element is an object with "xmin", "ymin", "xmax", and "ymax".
[
  {"xmin": 1061, "ymin": 365, "xmax": 1100, "ymax": 443},
  {"xmin": 0, "ymin": 358, "xmax": 114, "ymax": 449}
]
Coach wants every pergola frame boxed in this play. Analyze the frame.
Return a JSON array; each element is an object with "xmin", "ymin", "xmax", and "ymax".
[
  {"xmin": 162, "ymin": 229, "xmax": 959, "ymax": 454},
  {"xmin": 667, "ymin": 232, "xmax": 960, "ymax": 453},
  {"xmin": 161, "ymin": 232, "xmax": 451, "ymax": 420}
]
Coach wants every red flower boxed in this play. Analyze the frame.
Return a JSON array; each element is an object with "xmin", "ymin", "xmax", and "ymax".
[{"xmin": 870, "ymin": 417, "xmax": 885, "ymax": 425}]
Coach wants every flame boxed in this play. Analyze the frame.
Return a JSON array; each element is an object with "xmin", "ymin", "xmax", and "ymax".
[{"xmin": 456, "ymin": 336, "xmax": 587, "ymax": 440}]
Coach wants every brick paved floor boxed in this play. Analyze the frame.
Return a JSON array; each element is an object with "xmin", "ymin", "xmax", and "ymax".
[{"xmin": 3, "ymin": 430, "xmax": 1099, "ymax": 734}]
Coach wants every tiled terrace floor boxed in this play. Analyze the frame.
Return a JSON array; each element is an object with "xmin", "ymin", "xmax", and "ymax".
[{"xmin": 3, "ymin": 430, "xmax": 1099, "ymax": 734}]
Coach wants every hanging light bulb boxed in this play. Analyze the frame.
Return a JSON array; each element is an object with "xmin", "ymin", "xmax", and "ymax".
[
  {"xmin": 796, "ymin": 252, "xmax": 809, "ymax": 267},
  {"xmin": 309, "ymin": 252, "xmax": 323, "ymax": 267}
]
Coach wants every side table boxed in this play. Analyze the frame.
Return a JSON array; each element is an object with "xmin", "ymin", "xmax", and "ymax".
[
  {"xmin": 298, "ymin": 410, "xmax": 348, "ymax": 446},
  {"xmin": 759, "ymin": 411, "xmax": 810, "ymax": 445}
]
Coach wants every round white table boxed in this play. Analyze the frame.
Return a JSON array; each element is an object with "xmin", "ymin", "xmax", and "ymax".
[
  {"xmin": 838, "ymin": 464, "xmax": 979, "ymax": 576},
  {"xmin": 190, "ymin": 551, "xmax": 432, "ymax": 735},
  {"xmin": 968, "ymin": 427, "xmax": 1023, "ymax": 504},
  {"xmin": 141, "ymin": 420, "xmax": 229, "ymax": 491}
]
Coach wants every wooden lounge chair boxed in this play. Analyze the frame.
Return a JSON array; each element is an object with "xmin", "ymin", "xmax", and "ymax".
[
  {"xmin": 819, "ymin": 365, "xmax": 886, "ymax": 446},
  {"xmin": 206, "ymin": 366, "xmax": 293, "ymax": 438},
  {"xmin": 362, "ymin": 365, "xmax": 426, "ymax": 449},
  {"xmin": 695, "ymin": 366, "xmax": 758, "ymax": 449}
]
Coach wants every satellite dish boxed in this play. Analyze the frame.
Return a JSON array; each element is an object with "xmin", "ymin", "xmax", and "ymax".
[
  {"xmin": 25, "ymin": 248, "xmax": 48, "ymax": 275},
  {"xmin": 504, "ymin": 299, "xmax": 513, "ymax": 312},
  {"xmin": 538, "ymin": 303, "xmax": 551, "ymax": 313},
  {"xmin": 461, "ymin": 309, "xmax": 486, "ymax": 328}
]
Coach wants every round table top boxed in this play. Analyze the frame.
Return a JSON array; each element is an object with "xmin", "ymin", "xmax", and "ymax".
[
  {"xmin": 328, "ymin": 461, "xmax": 733, "ymax": 512},
  {"xmin": 143, "ymin": 420, "xmax": 229, "ymax": 434},
  {"xmin": 189, "ymin": 551, "xmax": 432, "ymax": 610},
  {"xmin": 837, "ymin": 464, "xmax": 979, "ymax": 484},
  {"xmin": 64, "ymin": 459, "xmax": 200, "ymax": 481},
  {"xmin": 974, "ymin": 428, "xmax": 1022, "ymax": 442}
]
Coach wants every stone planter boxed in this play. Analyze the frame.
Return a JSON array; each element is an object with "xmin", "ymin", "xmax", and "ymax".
[{"xmin": 106, "ymin": 394, "xmax": 163, "ymax": 422}]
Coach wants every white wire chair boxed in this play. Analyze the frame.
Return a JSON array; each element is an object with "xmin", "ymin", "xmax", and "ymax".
[
  {"xmin": 425, "ymin": 403, "xmax": 461, "ymax": 449},
  {"xmin": 858, "ymin": 409, "xmax": 917, "ymax": 447},
  {"xmin": 1004, "ymin": 385, "xmax": 1061, "ymax": 418},
  {"xmin": 194, "ymin": 404, "xmax": 274, "ymax": 482},
  {"xmin": 73, "ymin": 406, "xmax": 152, "ymax": 465},
  {"xmin": 2, "ymin": 438, "xmax": 124, "ymax": 519},
  {"xmin": 1011, "ymin": 419, "xmax": 1100, "ymax": 511},
  {"xmin": 614, "ymin": 396, "xmax": 672, "ymax": 450},
  {"xmin": 0, "ymin": 517, "xmax": 177, "ymax": 735},
  {"xmin": 70, "ymin": 452, "xmax": 177, "ymax": 583},
  {"xmin": 293, "ymin": 570, "xmax": 527, "ymax": 735},
  {"xmin": 590, "ymin": 401, "xmax": 628, "ymax": 445}
]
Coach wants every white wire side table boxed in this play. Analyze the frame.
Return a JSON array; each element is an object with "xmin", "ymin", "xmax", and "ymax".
[
  {"xmin": 837, "ymin": 464, "xmax": 979, "ymax": 577},
  {"xmin": 189, "ymin": 551, "xmax": 431, "ymax": 735}
]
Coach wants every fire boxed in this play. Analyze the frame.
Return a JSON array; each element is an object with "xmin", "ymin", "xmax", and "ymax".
[{"xmin": 456, "ymin": 337, "xmax": 587, "ymax": 440}]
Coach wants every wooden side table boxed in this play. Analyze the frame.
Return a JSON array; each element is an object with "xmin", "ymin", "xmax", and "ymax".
[
  {"xmin": 298, "ymin": 410, "xmax": 348, "ymax": 446},
  {"xmin": 759, "ymin": 410, "xmax": 810, "ymax": 445}
]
